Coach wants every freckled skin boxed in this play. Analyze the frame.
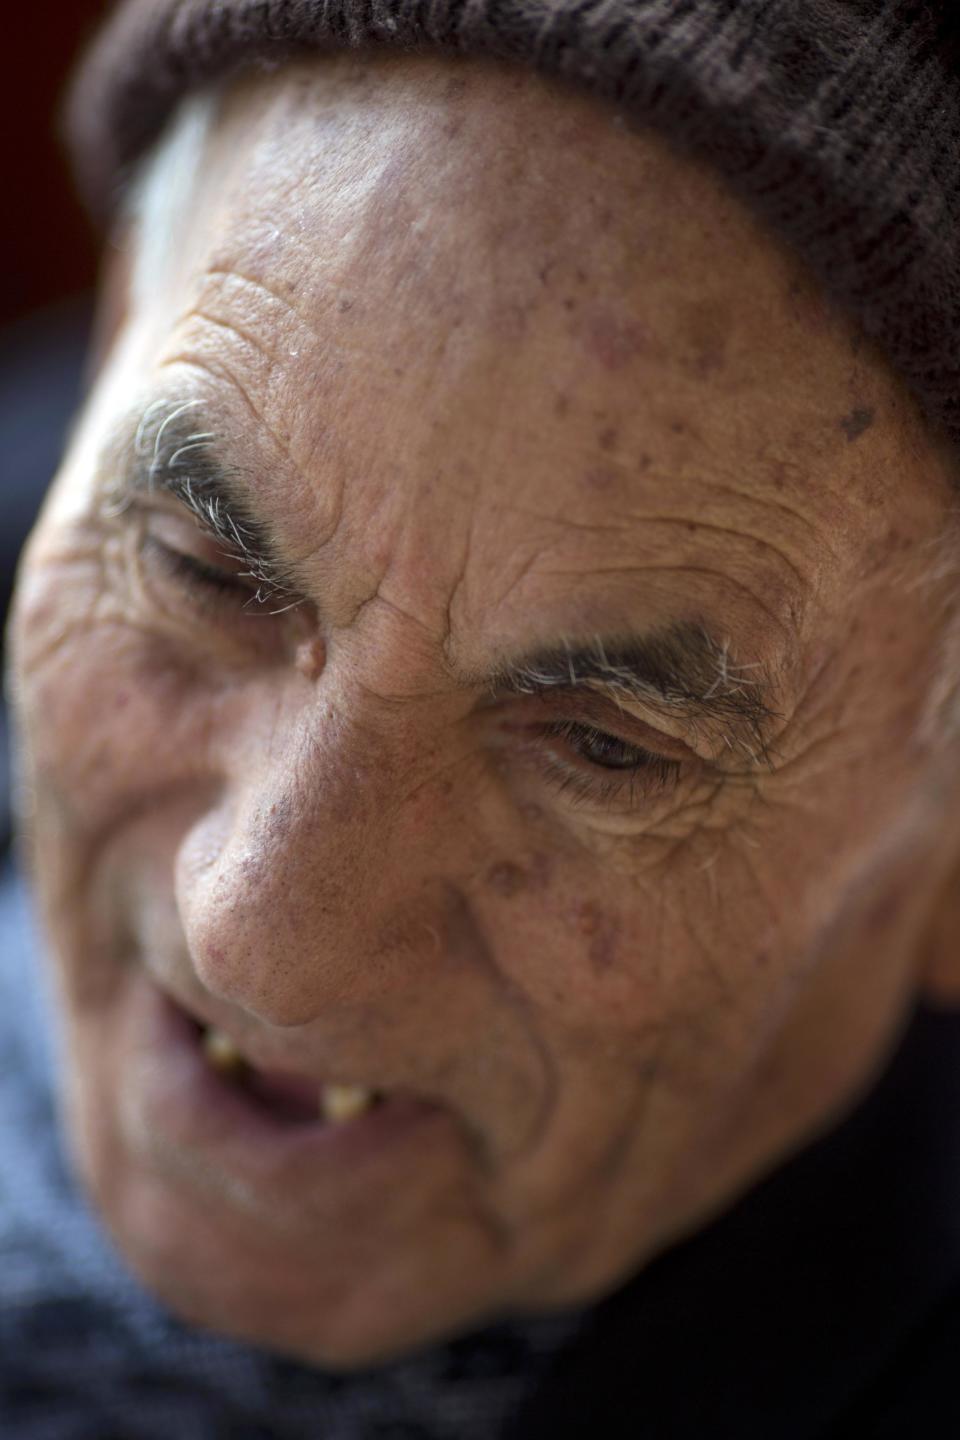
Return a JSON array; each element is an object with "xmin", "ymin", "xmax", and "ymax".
[{"xmin": 10, "ymin": 54, "xmax": 960, "ymax": 1370}]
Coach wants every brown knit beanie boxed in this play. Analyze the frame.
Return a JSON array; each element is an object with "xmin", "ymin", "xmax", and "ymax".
[{"xmin": 67, "ymin": 1, "xmax": 960, "ymax": 450}]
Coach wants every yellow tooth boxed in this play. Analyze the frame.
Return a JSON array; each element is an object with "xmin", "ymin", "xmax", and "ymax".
[
  {"xmin": 321, "ymin": 1083, "xmax": 375, "ymax": 1125},
  {"xmin": 203, "ymin": 1026, "xmax": 246, "ymax": 1077}
]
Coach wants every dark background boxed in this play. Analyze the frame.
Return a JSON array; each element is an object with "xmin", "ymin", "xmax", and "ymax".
[
  {"xmin": 4, "ymin": 6, "xmax": 106, "ymax": 327},
  {"xmin": 0, "ymin": 4, "xmax": 112, "ymax": 845},
  {"xmin": 1, "ymin": 3, "xmax": 110, "ymax": 583}
]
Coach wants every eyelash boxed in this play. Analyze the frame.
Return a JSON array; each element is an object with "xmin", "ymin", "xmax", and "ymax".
[
  {"xmin": 143, "ymin": 531, "xmax": 683, "ymax": 808},
  {"xmin": 539, "ymin": 719, "xmax": 683, "ymax": 806},
  {"xmin": 142, "ymin": 534, "xmax": 274, "ymax": 612}
]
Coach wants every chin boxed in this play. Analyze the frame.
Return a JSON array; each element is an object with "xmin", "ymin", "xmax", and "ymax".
[{"xmin": 55, "ymin": 994, "xmax": 522, "ymax": 1371}]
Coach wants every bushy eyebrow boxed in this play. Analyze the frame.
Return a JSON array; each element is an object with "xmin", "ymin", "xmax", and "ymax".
[
  {"xmin": 482, "ymin": 627, "xmax": 778, "ymax": 763},
  {"xmin": 111, "ymin": 397, "xmax": 296, "ymax": 604}
]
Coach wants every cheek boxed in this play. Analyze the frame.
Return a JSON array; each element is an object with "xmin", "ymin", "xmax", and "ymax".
[
  {"xmin": 477, "ymin": 847, "xmax": 670, "ymax": 1030},
  {"xmin": 476, "ymin": 820, "xmax": 820, "ymax": 1088},
  {"xmin": 12, "ymin": 553, "xmax": 211, "ymax": 844}
]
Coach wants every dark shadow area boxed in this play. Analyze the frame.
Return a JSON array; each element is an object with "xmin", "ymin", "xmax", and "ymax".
[{"xmin": 0, "ymin": 302, "xmax": 92, "ymax": 850}]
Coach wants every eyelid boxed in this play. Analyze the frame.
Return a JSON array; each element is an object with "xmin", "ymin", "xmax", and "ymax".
[
  {"xmin": 535, "ymin": 722, "xmax": 684, "ymax": 811},
  {"xmin": 142, "ymin": 504, "xmax": 248, "ymax": 577},
  {"xmin": 509, "ymin": 689, "xmax": 695, "ymax": 762}
]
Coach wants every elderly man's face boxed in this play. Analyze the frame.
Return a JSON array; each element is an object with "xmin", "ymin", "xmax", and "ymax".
[{"xmin": 10, "ymin": 55, "xmax": 960, "ymax": 1366}]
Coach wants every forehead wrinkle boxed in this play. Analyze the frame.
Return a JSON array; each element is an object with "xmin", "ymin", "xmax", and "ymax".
[
  {"xmin": 535, "ymin": 561, "xmax": 793, "ymax": 637},
  {"xmin": 485, "ymin": 496, "xmax": 813, "ymax": 608},
  {"xmin": 615, "ymin": 512, "xmax": 812, "ymax": 597},
  {"xmin": 175, "ymin": 303, "xmax": 287, "ymax": 378}
]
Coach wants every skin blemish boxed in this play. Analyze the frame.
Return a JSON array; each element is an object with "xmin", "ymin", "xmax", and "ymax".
[
  {"xmin": 295, "ymin": 639, "xmax": 326, "ymax": 682},
  {"xmin": 486, "ymin": 853, "xmax": 553, "ymax": 898},
  {"xmin": 598, "ymin": 426, "xmax": 619, "ymax": 453},
  {"xmin": 554, "ymin": 393, "xmax": 571, "ymax": 419},
  {"xmin": 564, "ymin": 900, "xmax": 621, "ymax": 974},
  {"xmin": 839, "ymin": 406, "xmax": 875, "ymax": 443},
  {"xmin": 678, "ymin": 298, "xmax": 730, "ymax": 380},
  {"xmin": 486, "ymin": 862, "xmax": 527, "ymax": 898},
  {"xmin": 577, "ymin": 311, "xmax": 651, "ymax": 371}
]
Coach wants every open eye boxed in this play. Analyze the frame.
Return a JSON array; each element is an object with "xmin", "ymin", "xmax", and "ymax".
[
  {"xmin": 552, "ymin": 721, "xmax": 658, "ymax": 770},
  {"xmin": 539, "ymin": 719, "xmax": 684, "ymax": 807}
]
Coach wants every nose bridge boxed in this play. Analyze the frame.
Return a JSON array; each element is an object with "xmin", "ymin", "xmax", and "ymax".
[{"xmin": 177, "ymin": 711, "xmax": 403, "ymax": 1026}]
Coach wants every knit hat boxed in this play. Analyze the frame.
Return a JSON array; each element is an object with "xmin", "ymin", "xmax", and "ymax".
[{"xmin": 67, "ymin": 1, "xmax": 960, "ymax": 449}]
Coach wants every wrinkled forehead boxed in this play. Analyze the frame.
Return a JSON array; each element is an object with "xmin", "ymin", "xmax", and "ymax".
[
  {"xmin": 127, "ymin": 51, "xmax": 945, "ymax": 454},
  {"xmin": 134, "ymin": 53, "xmax": 828, "ymax": 339},
  {"xmin": 112, "ymin": 53, "xmax": 953, "ymax": 680}
]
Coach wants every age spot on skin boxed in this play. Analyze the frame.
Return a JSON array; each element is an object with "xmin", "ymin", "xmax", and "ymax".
[
  {"xmin": 486, "ymin": 862, "xmax": 527, "ymax": 898},
  {"xmin": 486, "ymin": 852, "xmax": 553, "ymax": 898},
  {"xmin": 839, "ymin": 406, "xmax": 875, "ymax": 443},
  {"xmin": 678, "ymin": 298, "xmax": 730, "ymax": 380},
  {"xmin": 578, "ymin": 311, "xmax": 651, "ymax": 372},
  {"xmin": 565, "ymin": 900, "xmax": 621, "ymax": 974}
]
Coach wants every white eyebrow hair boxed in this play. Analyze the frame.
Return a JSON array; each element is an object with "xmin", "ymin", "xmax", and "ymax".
[
  {"xmin": 478, "ymin": 627, "xmax": 777, "ymax": 765},
  {"xmin": 117, "ymin": 397, "xmax": 300, "ymax": 608}
]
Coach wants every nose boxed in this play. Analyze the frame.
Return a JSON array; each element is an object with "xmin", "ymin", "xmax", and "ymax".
[{"xmin": 174, "ymin": 712, "xmax": 457, "ymax": 1028}]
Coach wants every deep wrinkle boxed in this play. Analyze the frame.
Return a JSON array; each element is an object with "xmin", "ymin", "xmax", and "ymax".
[{"xmin": 108, "ymin": 402, "xmax": 779, "ymax": 764}]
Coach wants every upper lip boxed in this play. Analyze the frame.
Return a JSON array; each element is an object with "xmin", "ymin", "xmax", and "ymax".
[{"xmin": 153, "ymin": 974, "xmax": 367, "ymax": 1087}]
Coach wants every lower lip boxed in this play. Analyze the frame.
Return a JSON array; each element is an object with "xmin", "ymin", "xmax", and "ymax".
[{"xmin": 121, "ymin": 974, "xmax": 453, "ymax": 1203}]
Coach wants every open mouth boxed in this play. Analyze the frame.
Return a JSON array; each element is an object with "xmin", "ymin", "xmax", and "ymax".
[
  {"xmin": 186, "ymin": 1015, "xmax": 386, "ymax": 1128},
  {"xmin": 127, "ymin": 978, "xmax": 453, "ymax": 1198}
]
